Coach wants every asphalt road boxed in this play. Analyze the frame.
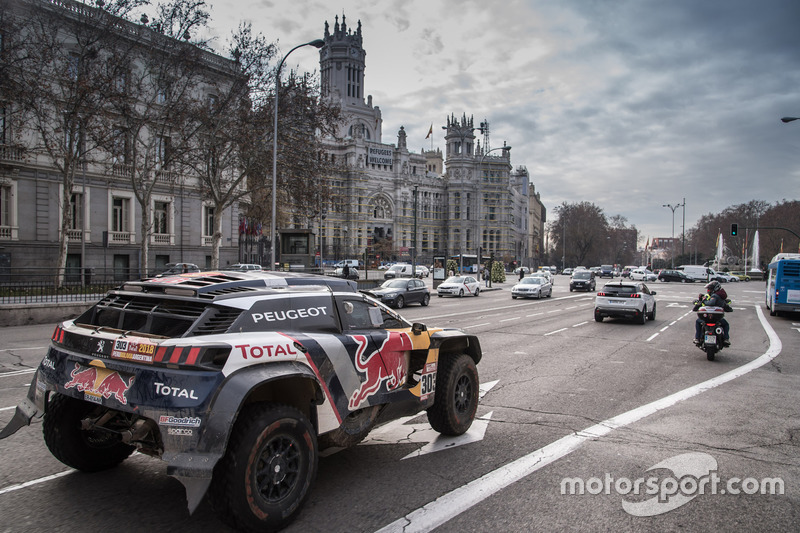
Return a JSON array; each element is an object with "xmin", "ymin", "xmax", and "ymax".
[{"xmin": 1, "ymin": 276, "xmax": 798, "ymax": 532}]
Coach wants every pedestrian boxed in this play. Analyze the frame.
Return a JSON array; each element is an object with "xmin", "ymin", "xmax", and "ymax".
[
  {"xmin": 519, "ymin": 268, "xmax": 524, "ymax": 281},
  {"xmin": 342, "ymin": 264, "xmax": 350, "ymax": 279},
  {"xmin": 484, "ymin": 265, "xmax": 490, "ymax": 287}
]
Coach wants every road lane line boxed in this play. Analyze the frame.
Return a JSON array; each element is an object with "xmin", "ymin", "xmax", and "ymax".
[
  {"xmin": 572, "ymin": 322, "xmax": 587, "ymax": 327},
  {"xmin": 646, "ymin": 332, "xmax": 659, "ymax": 342},
  {"xmin": 376, "ymin": 305, "xmax": 781, "ymax": 533},
  {"xmin": 544, "ymin": 328, "xmax": 567, "ymax": 336},
  {"xmin": 462, "ymin": 323, "xmax": 490, "ymax": 329},
  {"xmin": 0, "ymin": 369, "xmax": 36, "ymax": 378},
  {"xmin": 526, "ymin": 312, "xmax": 543, "ymax": 317},
  {"xmin": 660, "ymin": 326, "xmax": 669, "ymax": 332},
  {"xmin": 0, "ymin": 470, "xmax": 75, "ymax": 496},
  {"xmin": 499, "ymin": 317, "xmax": 521, "ymax": 323}
]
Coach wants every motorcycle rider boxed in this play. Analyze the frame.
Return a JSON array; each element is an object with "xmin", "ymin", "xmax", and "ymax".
[{"xmin": 693, "ymin": 281, "xmax": 732, "ymax": 346}]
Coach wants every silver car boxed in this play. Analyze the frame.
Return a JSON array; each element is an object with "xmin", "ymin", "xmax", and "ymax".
[
  {"xmin": 594, "ymin": 281, "xmax": 657, "ymax": 324},
  {"xmin": 511, "ymin": 276, "xmax": 553, "ymax": 299}
]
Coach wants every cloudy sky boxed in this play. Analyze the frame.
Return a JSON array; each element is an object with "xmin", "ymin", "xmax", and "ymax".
[{"xmin": 202, "ymin": 0, "xmax": 800, "ymax": 243}]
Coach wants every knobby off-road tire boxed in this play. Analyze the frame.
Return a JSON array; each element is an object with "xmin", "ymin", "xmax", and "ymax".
[
  {"xmin": 427, "ymin": 354, "xmax": 479, "ymax": 436},
  {"xmin": 42, "ymin": 393, "xmax": 135, "ymax": 472},
  {"xmin": 210, "ymin": 403, "xmax": 317, "ymax": 533}
]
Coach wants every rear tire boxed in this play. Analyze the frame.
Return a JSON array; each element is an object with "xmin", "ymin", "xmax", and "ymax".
[
  {"xmin": 647, "ymin": 303, "xmax": 656, "ymax": 321},
  {"xmin": 639, "ymin": 308, "xmax": 647, "ymax": 324},
  {"xmin": 210, "ymin": 403, "xmax": 317, "ymax": 533},
  {"xmin": 706, "ymin": 347, "xmax": 716, "ymax": 361},
  {"xmin": 42, "ymin": 394, "xmax": 134, "ymax": 472},
  {"xmin": 421, "ymin": 293, "xmax": 430, "ymax": 306},
  {"xmin": 427, "ymin": 354, "xmax": 479, "ymax": 436}
]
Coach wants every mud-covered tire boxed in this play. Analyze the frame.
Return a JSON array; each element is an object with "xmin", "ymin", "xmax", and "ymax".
[
  {"xmin": 42, "ymin": 393, "xmax": 134, "ymax": 472},
  {"xmin": 427, "ymin": 354, "xmax": 479, "ymax": 436},
  {"xmin": 210, "ymin": 403, "xmax": 317, "ymax": 533}
]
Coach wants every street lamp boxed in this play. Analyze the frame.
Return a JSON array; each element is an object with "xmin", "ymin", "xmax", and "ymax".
[
  {"xmin": 662, "ymin": 203, "xmax": 679, "ymax": 269},
  {"xmin": 270, "ymin": 38, "xmax": 325, "ymax": 270}
]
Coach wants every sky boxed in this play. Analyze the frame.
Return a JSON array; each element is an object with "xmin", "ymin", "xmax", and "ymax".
[{"xmin": 200, "ymin": 0, "xmax": 800, "ymax": 244}]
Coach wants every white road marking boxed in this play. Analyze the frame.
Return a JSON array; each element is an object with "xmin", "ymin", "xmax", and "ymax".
[
  {"xmin": 0, "ymin": 369, "xmax": 36, "ymax": 378},
  {"xmin": 376, "ymin": 305, "xmax": 781, "ymax": 533},
  {"xmin": 544, "ymin": 328, "xmax": 567, "ymax": 336},
  {"xmin": 0, "ymin": 470, "xmax": 75, "ymax": 496},
  {"xmin": 499, "ymin": 317, "xmax": 521, "ymax": 323},
  {"xmin": 527, "ymin": 312, "xmax": 543, "ymax": 317},
  {"xmin": 462, "ymin": 323, "xmax": 490, "ymax": 329},
  {"xmin": 646, "ymin": 333, "xmax": 660, "ymax": 342},
  {"xmin": 572, "ymin": 322, "xmax": 588, "ymax": 327}
]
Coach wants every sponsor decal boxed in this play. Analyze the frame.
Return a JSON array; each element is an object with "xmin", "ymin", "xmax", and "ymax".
[
  {"xmin": 158, "ymin": 415, "xmax": 202, "ymax": 427},
  {"xmin": 63, "ymin": 362, "xmax": 134, "ymax": 405},
  {"xmin": 234, "ymin": 342, "xmax": 300, "ymax": 359},
  {"xmin": 111, "ymin": 337, "xmax": 156, "ymax": 364},
  {"xmin": 41, "ymin": 356, "xmax": 56, "ymax": 371},
  {"xmin": 167, "ymin": 427, "xmax": 193, "ymax": 436},
  {"xmin": 349, "ymin": 332, "xmax": 412, "ymax": 410},
  {"xmin": 154, "ymin": 382, "xmax": 199, "ymax": 399},
  {"xmin": 251, "ymin": 306, "xmax": 329, "ymax": 323}
]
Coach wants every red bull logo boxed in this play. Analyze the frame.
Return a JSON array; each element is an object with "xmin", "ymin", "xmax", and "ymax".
[
  {"xmin": 349, "ymin": 332, "xmax": 411, "ymax": 410},
  {"xmin": 64, "ymin": 363, "xmax": 134, "ymax": 405}
]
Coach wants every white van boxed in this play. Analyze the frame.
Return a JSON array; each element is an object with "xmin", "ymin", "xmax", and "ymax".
[
  {"xmin": 384, "ymin": 263, "xmax": 414, "ymax": 279},
  {"xmin": 677, "ymin": 265, "xmax": 713, "ymax": 282},
  {"xmin": 334, "ymin": 259, "xmax": 360, "ymax": 268}
]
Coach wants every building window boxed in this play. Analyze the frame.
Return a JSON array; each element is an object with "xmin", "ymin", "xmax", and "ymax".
[
  {"xmin": 69, "ymin": 193, "xmax": 83, "ymax": 230},
  {"xmin": 154, "ymin": 201, "xmax": 169, "ymax": 234},
  {"xmin": 0, "ymin": 106, "xmax": 5, "ymax": 145},
  {"xmin": 156, "ymin": 135, "xmax": 170, "ymax": 169},
  {"xmin": 203, "ymin": 205, "xmax": 215, "ymax": 242},
  {"xmin": 112, "ymin": 197, "xmax": 129, "ymax": 232}
]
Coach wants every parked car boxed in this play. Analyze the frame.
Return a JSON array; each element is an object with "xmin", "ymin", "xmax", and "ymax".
[
  {"xmin": 362, "ymin": 278, "xmax": 431, "ymax": 308},
  {"xmin": 657, "ymin": 269, "xmax": 695, "ymax": 283},
  {"xmin": 511, "ymin": 276, "xmax": 553, "ymax": 299},
  {"xmin": 437, "ymin": 275, "xmax": 480, "ymax": 297},
  {"xmin": 728, "ymin": 271, "xmax": 751, "ymax": 281},
  {"xmin": 569, "ymin": 270, "xmax": 596, "ymax": 292},
  {"xmin": 0, "ymin": 270, "xmax": 482, "ymax": 531},
  {"xmin": 157, "ymin": 263, "xmax": 200, "ymax": 276},
  {"xmin": 630, "ymin": 268, "xmax": 657, "ymax": 282},
  {"xmin": 594, "ymin": 281, "xmax": 657, "ymax": 324},
  {"xmin": 224, "ymin": 263, "xmax": 263, "ymax": 272},
  {"xmin": 335, "ymin": 267, "xmax": 360, "ymax": 280},
  {"xmin": 711, "ymin": 271, "xmax": 738, "ymax": 283}
]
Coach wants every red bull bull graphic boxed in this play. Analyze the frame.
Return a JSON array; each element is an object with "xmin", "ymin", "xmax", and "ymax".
[
  {"xmin": 349, "ymin": 332, "xmax": 412, "ymax": 410},
  {"xmin": 64, "ymin": 363, "xmax": 134, "ymax": 405}
]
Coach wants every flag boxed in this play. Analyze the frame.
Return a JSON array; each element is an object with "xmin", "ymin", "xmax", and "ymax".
[{"xmin": 425, "ymin": 124, "xmax": 433, "ymax": 139}]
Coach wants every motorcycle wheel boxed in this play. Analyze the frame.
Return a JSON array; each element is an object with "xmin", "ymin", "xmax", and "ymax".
[{"xmin": 705, "ymin": 347, "xmax": 716, "ymax": 361}]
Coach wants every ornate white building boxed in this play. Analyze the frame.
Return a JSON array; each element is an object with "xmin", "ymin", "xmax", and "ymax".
[{"xmin": 295, "ymin": 15, "xmax": 545, "ymax": 268}]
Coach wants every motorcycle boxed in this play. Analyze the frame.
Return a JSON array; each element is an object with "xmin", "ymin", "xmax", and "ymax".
[{"xmin": 695, "ymin": 305, "xmax": 727, "ymax": 361}]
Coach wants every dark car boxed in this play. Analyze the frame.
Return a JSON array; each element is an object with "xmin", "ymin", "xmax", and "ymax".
[
  {"xmin": 657, "ymin": 269, "xmax": 695, "ymax": 283},
  {"xmin": 157, "ymin": 263, "xmax": 200, "ymax": 276},
  {"xmin": 569, "ymin": 270, "xmax": 596, "ymax": 292},
  {"xmin": 362, "ymin": 278, "xmax": 431, "ymax": 308},
  {"xmin": 599, "ymin": 265, "xmax": 614, "ymax": 278},
  {"xmin": 0, "ymin": 270, "xmax": 481, "ymax": 532}
]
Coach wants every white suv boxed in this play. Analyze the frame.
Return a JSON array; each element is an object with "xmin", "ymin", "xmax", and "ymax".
[{"xmin": 594, "ymin": 281, "xmax": 657, "ymax": 324}]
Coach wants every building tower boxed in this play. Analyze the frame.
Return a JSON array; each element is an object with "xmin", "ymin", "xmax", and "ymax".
[{"xmin": 320, "ymin": 15, "xmax": 382, "ymax": 142}]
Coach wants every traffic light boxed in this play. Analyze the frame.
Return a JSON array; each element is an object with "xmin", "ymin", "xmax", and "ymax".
[{"xmin": 731, "ymin": 223, "xmax": 738, "ymax": 236}]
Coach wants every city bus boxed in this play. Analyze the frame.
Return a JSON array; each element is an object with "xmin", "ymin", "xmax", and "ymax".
[
  {"xmin": 450, "ymin": 254, "xmax": 491, "ymax": 274},
  {"xmin": 765, "ymin": 253, "xmax": 800, "ymax": 316}
]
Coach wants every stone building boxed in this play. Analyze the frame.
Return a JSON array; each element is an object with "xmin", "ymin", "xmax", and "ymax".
[{"xmin": 290, "ymin": 15, "xmax": 545, "ymax": 268}]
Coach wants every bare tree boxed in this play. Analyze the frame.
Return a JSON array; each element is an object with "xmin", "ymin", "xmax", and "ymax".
[
  {"xmin": 551, "ymin": 201, "xmax": 609, "ymax": 267},
  {"xmin": 5, "ymin": 0, "xmax": 147, "ymax": 286},
  {"xmin": 98, "ymin": 0, "xmax": 213, "ymax": 276}
]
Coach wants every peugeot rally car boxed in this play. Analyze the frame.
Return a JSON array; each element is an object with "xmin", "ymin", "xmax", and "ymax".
[{"xmin": 0, "ymin": 271, "xmax": 482, "ymax": 532}]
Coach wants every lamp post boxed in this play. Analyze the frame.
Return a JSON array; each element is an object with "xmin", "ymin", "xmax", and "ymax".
[
  {"xmin": 662, "ymin": 203, "xmax": 679, "ymax": 269},
  {"xmin": 270, "ymin": 38, "xmax": 325, "ymax": 270}
]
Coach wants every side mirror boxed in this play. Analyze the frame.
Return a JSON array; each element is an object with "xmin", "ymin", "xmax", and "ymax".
[
  {"xmin": 412, "ymin": 322, "xmax": 427, "ymax": 335},
  {"xmin": 651, "ymin": 291, "xmax": 657, "ymax": 296}
]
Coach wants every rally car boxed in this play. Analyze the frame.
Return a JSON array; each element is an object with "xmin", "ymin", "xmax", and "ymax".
[{"xmin": 0, "ymin": 270, "xmax": 482, "ymax": 532}]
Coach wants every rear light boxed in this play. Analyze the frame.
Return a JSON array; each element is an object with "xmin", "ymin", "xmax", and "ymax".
[{"xmin": 597, "ymin": 292, "xmax": 607, "ymax": 296}]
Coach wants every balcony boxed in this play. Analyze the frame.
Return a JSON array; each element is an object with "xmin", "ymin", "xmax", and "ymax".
[
  {"xmin": 108, "ymin": 231, "xmax": 135, "ymax": 244},
  {"xmin": 0, "ymin": 144, "xmax": 25, "ymax": 164},
  {"xmin": 0, "ymin": 225, "xmax": 18, "ymax": 240},
  {"xmin": 151, "ymin": 233, "xmax": 174, "ymax": 246}
]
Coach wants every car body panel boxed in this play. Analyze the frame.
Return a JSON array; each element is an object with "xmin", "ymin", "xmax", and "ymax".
[{"xmin": 594, "ymin": 281, "xmax": 656, "ymax": 321}]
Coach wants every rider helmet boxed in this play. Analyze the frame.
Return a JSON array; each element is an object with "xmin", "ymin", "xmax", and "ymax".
[{"xmin": 705, "ymin": 281, "xmax": 721, "ymax": 294}]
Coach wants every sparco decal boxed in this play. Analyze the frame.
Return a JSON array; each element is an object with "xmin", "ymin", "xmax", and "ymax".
[
  {"xmin": 251, "ymin": 306, "xmax": 329, "ymax": 323},
  {"xmin": 234, "ymin": 342, "xmax": 300, "ymax": 359},
  {"xmin": 154, "ymin": 382, "xmax": 199, "ymax": 399},
  {"xmin": 63, "ymin": 363, "xmax": 133, "ymax": 405},
  {"xmin": 349, "ymin": 332, "xmax": 412, "ymax": 410}
]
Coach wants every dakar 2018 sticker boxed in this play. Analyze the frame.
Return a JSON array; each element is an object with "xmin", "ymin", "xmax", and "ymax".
[
  {"xmin": 110, "ymin": 337, "xmax": 156, "ymax": 364},
  {"xmin": 64, "ymin": 363, "xmax": 134, "ymax": 405}
]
